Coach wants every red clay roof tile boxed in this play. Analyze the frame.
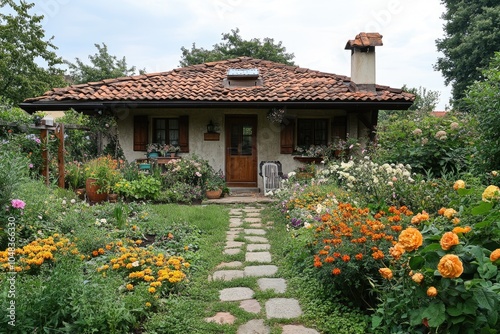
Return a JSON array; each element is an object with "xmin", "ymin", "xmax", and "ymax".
[{"xmin": 24, "ymin": 57, "xmax": 413, "ymax": 105}]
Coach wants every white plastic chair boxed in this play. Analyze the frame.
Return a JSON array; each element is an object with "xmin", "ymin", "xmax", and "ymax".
[{"xmin": 262, "ymin": 162, "xmax": 281, "ymax": 195}]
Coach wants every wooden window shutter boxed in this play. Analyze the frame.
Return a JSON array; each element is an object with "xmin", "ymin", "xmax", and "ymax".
[
  {"xmin": 178, "ymin": 115, "xmax": 189, "ymax": 152},
  {"xmin": 133, "ymin": 116, "xmax": 148, "ymax": 151},
  {"xmin": 331, "ymin": 116, "xmax": 347, "ymax": 140},
  {"xmin": 280, "ymin": 119, "xmax": 295, "ymax": 154}
]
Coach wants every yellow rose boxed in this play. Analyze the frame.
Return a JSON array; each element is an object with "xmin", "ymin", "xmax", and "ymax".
[
  {"xmin": 490, "ymin": 249, "xmax": 500, "ymax": 262},
  {"xmin": 440, "ymin": 232, "xmax": 460, "ymax": 250},
  {"xmin": 482, "ymin": 185, "xmax": 500, "ymax": 202},
  {"xmin": 443, "ymin": 208, "xmax": 457, "ymax": 219},
  {"xmin": 398, "ymin": 227, "xmax": 423, "ymax": 252},
  {"xmin": 427, "ymin": 286, "xmax": 438, "ymax": 297},
  {"xmin": 411, "ymin": 272, "xmax": 424, "ymax": 284},
  {"xmin": 453, "ymin": 180, "xmax": 465, "ymax": 190},
  {"xmin": 437, "ymin": 254, "xmax": 463, "ymax": 278},
  {"xmin": 379, "ymin": 268, "xmax": 393, "ymax": 280}
]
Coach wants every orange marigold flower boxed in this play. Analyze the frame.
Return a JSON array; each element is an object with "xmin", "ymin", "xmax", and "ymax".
[
  {"xmin": 342, "ymin": 255, "xmax": 350, "ymax": 262},
  {"xmin": 98, "ymin": 248, "xmax": 105, "ymax": 255},
  {"xmin": 452, "ymin": 217, "xmax": 460, "ymax": 225},
  {"xmin": 92, "ymin": 250, "xmax": 99, "ymax": 257},
  {"xmin": 490, "ymin": 249, "xmax": 500, "ymax": 262},
  {"xmin": 325, "ymin": 256, "xmax": 335, "ymax": 263},
  {"xmin": 391, "ymin": 225, "xmax": 403, "ymax": 232},
  {"xmin": 148, "ymin": 287, "xmax": 156, "ymax": 294},
  {"xmin": 398, "ymin": 227, "xmax": 423, "ymax": 252},
  {"xmin": 372, "ymin": 250, "xmax": 385, "ymax": 260},
  {"xmin": 319, "ymin": 250, "xmax": 328, "ymax": 256},
  {"xmin": 333, "ymin": 252, "xmax": 341, "ymax": 258},
  {"xmin": 332, "ymin": 268, "xmax": 341, "ymax": 275},
  {"xmin": 437, "ymin": 254, "xmax": 463, "ymax": 278},
  {"xmin": 411, "ymin": 211, "xmax": 430, "ymax": 225},
  {"xmin": 105, "ymin": 244, "xmax": 113, "ymax": 250},
  {"xmin": 437, "ymin": 207, "xmax": 446, "ymax": 215},
  {"xmin": 167, "ymin": 233, "xmax": 174, "ymax": 239},
  {"xmin": 411, "ymin": 272, "xmax": 424, "ymax": 284},
  {"xmin": 321, "ymin": 213, "xmax": 332, "ymax": 222},
  {"xmin": 126, "ymin": 284, "xmax": 134, "ymax": 291},
  {"xmin": 440, "ymin": 232, "xmax": 460, "ymax": 250},
  {"xmin": 379, "ymin": 268, "xmax": 393, "ymax": 280},
  {"xmin": 427, "ymin": 286, "xmax": 438, "ymax": 297},
  {"xmin": 355, "ymin": 253, "xmax": 363, "ymax": 261}
]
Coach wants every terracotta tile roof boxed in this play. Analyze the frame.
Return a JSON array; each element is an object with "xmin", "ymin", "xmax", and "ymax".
[
  {"xmin": 23, "ymin": 56, "xmax": 413, "ymax": 105},
  {"xmin": 345, "ymin": 32, "xmax": 383, "ymax": 49}
]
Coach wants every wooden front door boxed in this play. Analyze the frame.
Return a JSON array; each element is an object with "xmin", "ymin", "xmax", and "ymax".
[{"xmin": 225, "ymin": 115, "xmax": 258, "ymax": 187}]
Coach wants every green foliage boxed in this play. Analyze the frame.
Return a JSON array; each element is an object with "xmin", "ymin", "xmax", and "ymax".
[
  {"xmin": 58, "ymin": 109, "xmax": 95, "ymax": 161},
  {"xmin": 435, "ymin": 0, "xmax": 500, "ymax": 103},
  {"xmin": 65, "ymin": 42, "xmax": 144, "ymax": 84},
  {"xmin": 115, "ymin": 174, "xmax": 161, "ymax": 200},
  {"xmin": 464, "ymin": 52, "xmax": 500, "ymax": 179},
  {"xmin": 179, "ymin": 28, "xmax": 295, "ymax": 66},
  {"xmin": 0, "ymin": 146, "xmax": 29, "ymax": 211},
  {"xmin": 375, "ymin": 111, "xmax": 478, "ymax": 176},
  {"xmin": 0, "ymin": 0, "xmax": 66, "ymax": 103}
]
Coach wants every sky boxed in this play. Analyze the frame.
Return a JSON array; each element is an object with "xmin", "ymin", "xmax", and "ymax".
[{"xmin": 32, "ymin": 0, "xmax": 451, "ymax": 110}]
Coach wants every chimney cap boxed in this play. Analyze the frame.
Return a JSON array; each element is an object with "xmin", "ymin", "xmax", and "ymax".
[{"xmin": 345, "ymin": 32, "xmax": 383, "ymax": 50}]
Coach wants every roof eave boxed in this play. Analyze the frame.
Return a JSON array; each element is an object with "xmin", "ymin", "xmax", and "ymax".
[{"xmin": 20, "ymin": 99, "xmax": 413, "ymax": 114}]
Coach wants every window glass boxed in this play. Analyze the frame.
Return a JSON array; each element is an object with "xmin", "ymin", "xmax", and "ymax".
[
  {"xmin": 153, "ymin": 118, "xmax": 179, "ymax": 145},
  {"xmin": 297, "ymin": 119, "xmax": 328, "ymax": 147}
]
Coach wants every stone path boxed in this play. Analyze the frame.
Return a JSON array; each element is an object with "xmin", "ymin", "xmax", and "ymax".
[{"xmin": 204, "ymin": 205, "xmax": 319, "ymax": 334}]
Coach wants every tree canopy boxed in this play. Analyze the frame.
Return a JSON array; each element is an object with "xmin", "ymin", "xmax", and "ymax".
[
  {"xmin": 179, "ymin": 28, "xmax": 295, "ymax": 67},
  {"xmin": 464, "ymin": 52, "xmax": 500, "ymax": 174},
  {"xmin": 0, "ymin": 0, "xmax": 65, "ymax": 104},
  {"xmin": 65, "ymin": 43, "xmax": 144, "ymax": 84},
  {"xmin": 435, "ymin": 0, "xmax": 500, "ymax": 105}
]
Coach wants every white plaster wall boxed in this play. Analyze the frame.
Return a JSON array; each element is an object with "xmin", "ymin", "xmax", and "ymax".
[
  {"xmin": 351, "ymin": 50, "xmax": 376, "ymax": 85},
  {"xmin": 116, "ymin": 107, "xmax": 366, "ymax": 192}
]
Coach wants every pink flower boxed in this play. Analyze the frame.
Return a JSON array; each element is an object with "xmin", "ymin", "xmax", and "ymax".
[
  {"xmin": 29, "ymin": 163, "xmax": 34, "ymax": 169},
  {"xmin": 11, "ymin": 199, "xmax": 26, "ymax": 209},
  {"xmin": 195, "ymin": 172, "xmax": 202, "ymax": 177}
]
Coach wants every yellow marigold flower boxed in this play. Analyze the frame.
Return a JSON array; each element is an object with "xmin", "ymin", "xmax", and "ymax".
[
  {"xmin": 112, "ymin": 264, "xmax": 120, "ymax": 270},
  {"xmin": 452, "ymin": 217, "xmax": 461, "ymax": 225},
  {"xmin": 379, "ymin": 268, "xmax": 393, "ymax": 280},
  {"xmin": 14, "ymin": 266, "xmax": 22, "ymax": 272},
  {"xmin": 150, "ymin": 281, "xmax": 162, "ymax": 287},
  {"xmin": 427, "ymin": 286, "xmax": 438, "ymax": 297},
  {"xmin": 440, "ymin": 232, "xmax": 460, "ymax": 250},
  {"xmin": 398, "ymin": 227, "xmax": 423, "ymax": 252},
  {"xmin": 148, "ymin": 287, "xmax": 156, "ymax": 294},
  {"xmin": 490, "ymin": 249, "xmax": 500, "ymax": 262},
  {"xmin": 438, "ymin": 254, "xmax": 463, "ymax": 278},
  {"xmin": 453, "ymin": 180, "xmax": 465, "ymax": 190},
  {"xmin": 126, "ymin": 284, "xmax": 134, "ymax": 291},
  {"xmin": 411, "ymin": 272, "xmax": 424, "ymax": 284},
  {"xmin": 443, "ymin": 208, "xmax": 457, "ymax": 219},
  {"xmin": 126, "ymin": 263, "xmax": 133, "ymax": 269},
  {"xmin": 145, "ymin": 302, "xmax": 151, "ymax": 308},
  {"xmin": 183, "ymin": 262, "xmax": 190, "ymax": 268},
  {"xmin": 482, "ymin": 185, "xmax": 500, "ymax": 202}
]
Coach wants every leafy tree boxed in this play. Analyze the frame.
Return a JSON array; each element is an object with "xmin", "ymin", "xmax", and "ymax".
[
  {"xmin": 464, "ymin": 52, "xmax": 500, "ymax": 177},
  {"xmin": 0, "ymin": 0, "xmax": 66, "ymax": 104},
  {"xmin": 435, "ymin": 0, "xmax": 500, "ymax": 104},
  {"xmin": 65, "ymin": 43, "xmax": 144, "ymax": 84},
  {"xmin": 179, "ymin": 28, "xmax": 295, "ymax": 66},
  {"xmin": 379, "ymin": 86, "xmax": 440, "ymax": 121}
]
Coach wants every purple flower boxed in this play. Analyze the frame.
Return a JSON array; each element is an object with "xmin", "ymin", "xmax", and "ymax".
[
  {"xmin": 290, "ymin": 218, "xmax": 302, "ymax": 227},
  {"xmin": 11, "ymin": 199, "xmax": 26, "ymax": 209},
  {"xmin": 29, "ymin": 163, "xmax": 34, "ymax": 169},
  {"xmin": 35, "ymin": 138, "xmax": 41, "ymax": 144}
]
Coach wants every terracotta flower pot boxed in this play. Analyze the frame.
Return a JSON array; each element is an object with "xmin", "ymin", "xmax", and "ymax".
[
  {"xmin": 86, "ymin": 178, "xmax": 108, "ymax": 203},
  {"xmin": 108, "ymin": 193, "xmax": 119, "ymax": 203},
  {"xmin": 206, "ymin": 189, "xmax": 222, "ymax": 199}
]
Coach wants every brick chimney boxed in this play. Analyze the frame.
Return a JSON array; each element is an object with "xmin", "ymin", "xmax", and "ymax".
[{"xmin": 345, "ymin": 32, "xmax": 383, "ymax": 92}]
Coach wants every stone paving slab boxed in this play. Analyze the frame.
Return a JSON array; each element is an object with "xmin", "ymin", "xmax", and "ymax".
[
  {"xmin": 223, "ymin": 248, "xmax": 241, "ymax": 255},
  {"xmin": 212, "ymin": 270, "xmax": 244, "ymax": 281},
  {"xmin": 226, "ymin": 241, "xmax": 244, "ymax": 248},
  {"xmin": 243, "ymin": 207, "xmax": 263, "ymax": 212},
  {"xmin": 244, "ymin": 265, "xmax": 278, "ymax": 277},
  {"xmin": 265, "ymin": 298, "xmax": 302, "ymax": 319},
  {"xmin": 244, "ymin": 217, "xmax": 262, "ymax": 223},
  {"xmin": 245, "ymin": 251, "xmax": 272, "ymax": 263},
  {"xmin": 246, "ymin": 212, "xmax": 261, "ymax": 217},
  {"xmin": 244, "ymin": 236, "xmax": 268, "ymax": 243},
  {"xmin": 216, "ymin": 261, "xmax": 243, "ymax": 269},
  {"xmin": 239, "ymin": 299, "xmax": 261, "ymax": 314},
  {"xmin": 249, "ymin": 223, "xmax": 264, "ymax": 228},
  {"xmin": 229, "ymin": 217, "xmax": 242, "ymax": 223},
  {"xmin": 204, "ymin": 312, "xmax": 236, "ymax": 325},
  {"xmin": 229, "ymin": 209, "xmax": 242, "ymax": 215},
  {"xmin": 282, "ymin": 325, "xmax": 319, "ymax": 334},
  {"xmin": 257, "ymin": 278, "xmax": 286, "ymax": 293},
  {"xmin": 219, "ymin": 287, "xmax": 254, "ymax": 301},
  {"xmin": 247, "ymin": 244, "xmax": 270, "ymax": 251},
  {"xmin": 229, "ymin": 222, "xmax": 243, "ymax": 228},
  {"xmin": 243, "ymin": 228, "xmax": 266, "ymax": 235},
  {"xmin": 237, "ymin": 319, "xmax": 269, "ymax": 334}
]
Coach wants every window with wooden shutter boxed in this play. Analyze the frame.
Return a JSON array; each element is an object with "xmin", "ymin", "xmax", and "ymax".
[
  {"xmin": 280, "ymin": 119, "xmax": 295, "ymax": 154},
  {"xmin": 178, "ymin": 115, "xmax": 189, "ymax": 152},
  {"xmin": 133, "ymin": 116, "xmax": 148, "ymax": 151}
]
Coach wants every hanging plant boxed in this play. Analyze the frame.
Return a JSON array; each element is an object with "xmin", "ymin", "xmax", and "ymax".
[{"xmin": 267, "ymin": 107, "xmax": 286, "ymax": 124}]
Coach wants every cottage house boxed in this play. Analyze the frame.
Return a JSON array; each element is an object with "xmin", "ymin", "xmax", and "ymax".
[{"xmin": 21, "ymin": 32, "xmax": 414, "ymax": 191}]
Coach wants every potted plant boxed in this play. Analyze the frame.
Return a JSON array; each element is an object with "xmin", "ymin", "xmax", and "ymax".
[
  {"xmin": 146, "ymin": 143, "xmax": 160, "ymax": 158},
  {"xmin": 162, "ymin": 144, "xmax": 180, "ymax": 157},
  {"xmin": 84, "ymin": 156, "xmax": 120, "ymax": 203},
  {"xmin": 204, "ymin": 172, "xmax": 226, "ymax": 199}
]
